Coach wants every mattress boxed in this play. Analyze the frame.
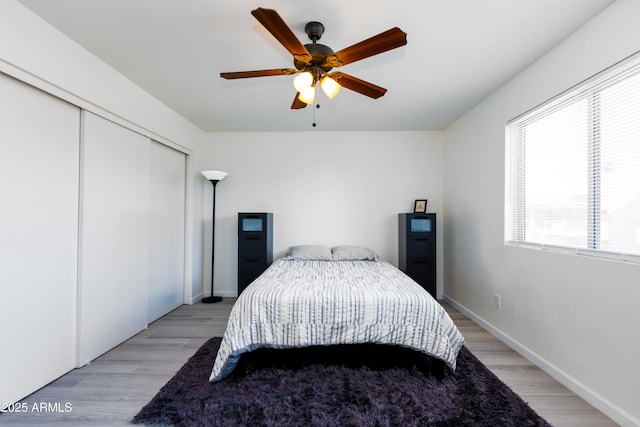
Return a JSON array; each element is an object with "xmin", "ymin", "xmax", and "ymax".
[{"xmin": 209, "ymin": 258, "xmax": 465, "ymax": 382}]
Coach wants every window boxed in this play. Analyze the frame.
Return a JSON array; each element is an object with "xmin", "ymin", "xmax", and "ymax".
[{"xmin": 506, "ymin": 52, "xmax": 640, "ymax": 263}]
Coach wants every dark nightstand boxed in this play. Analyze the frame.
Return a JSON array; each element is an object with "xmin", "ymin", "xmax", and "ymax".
[
  {"xmin": 238, "ymin": 213, "xmax": 273, "ymax": 295},
  {"xmin": 398, "ymin": 213, "xmax": 436, "ymax": 298}
]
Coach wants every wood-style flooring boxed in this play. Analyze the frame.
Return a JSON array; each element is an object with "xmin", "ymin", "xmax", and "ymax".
[{"xmin": 0, "ymin": 299, "xmax": 617, "ymax": 426}]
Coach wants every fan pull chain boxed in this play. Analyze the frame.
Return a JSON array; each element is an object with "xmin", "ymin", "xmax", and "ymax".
[
  {"xmin": 313, "ymin": 103, "xmax": 319, "ymax": 127},
  {"xmin": 312, "ymin": 88, "xmax": 319, "ymax": 127}
]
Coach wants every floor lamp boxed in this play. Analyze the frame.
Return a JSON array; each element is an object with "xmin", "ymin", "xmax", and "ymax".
[{"xmin": 201, "ymin": 170, "xmax": 228, "ymax": 303}]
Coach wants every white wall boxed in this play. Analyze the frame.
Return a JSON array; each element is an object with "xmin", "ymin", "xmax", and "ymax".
[
  {"xmin": 444, "ymin": 1, "xmax": 640, "ymax": 425},
  {"xmin": 199, "ymin": 131, "xmax": 444, "ymax": 298}
]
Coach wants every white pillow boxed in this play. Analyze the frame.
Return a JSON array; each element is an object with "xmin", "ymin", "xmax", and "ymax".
[
  {"xmin": 331, "ymin": 245, "xmax": 379, "ymax": 261},
  {"xmin": 284, "ymin": 245, "xmax": 333, "ymax": 261}
]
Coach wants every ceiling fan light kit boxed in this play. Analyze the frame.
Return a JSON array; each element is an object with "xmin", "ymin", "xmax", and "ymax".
[
  {"xmin": 298, "ymin": 85, "xmax": 316, "ymax": 105},
  {"xmin": 220, "ymin": 8, "xmax": 407, "ymax": 111},
  {"xmin": 320, "ymin": 75, "xmax": 341, "ymax": 99},
  {"xmin": 293, "ymin": 71, "xmax": 313, "ymax": 93}
]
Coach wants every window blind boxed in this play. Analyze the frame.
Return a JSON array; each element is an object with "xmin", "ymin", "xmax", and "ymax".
[{"xmin": 507, "ymin": 52, "xmax": 640, "ymax": 261}]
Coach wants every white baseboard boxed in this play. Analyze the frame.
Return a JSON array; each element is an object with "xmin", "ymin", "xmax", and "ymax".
[
  {"xmin": 443, "ymin": 295, "xmax": 638, "ymax": 427},
  {"xmin": 185, "ymin": 291, "xmax": 202, "ymax": 305}
]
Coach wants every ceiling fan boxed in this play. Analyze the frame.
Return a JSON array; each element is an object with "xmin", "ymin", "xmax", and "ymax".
[{"xmin": 220, "ymin": 8, "xmax": 407, "ymax": 109}]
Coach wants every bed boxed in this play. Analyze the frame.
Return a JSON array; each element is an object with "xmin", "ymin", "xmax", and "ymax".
[{"xmin": 209, "ymin": 245, "xmax": 465, "ymax": 382}]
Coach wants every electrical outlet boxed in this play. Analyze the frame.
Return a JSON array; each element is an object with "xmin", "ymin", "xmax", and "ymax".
[{"xmin": 494, "ymin": 294, "xmax": 501, "ymax": 310}]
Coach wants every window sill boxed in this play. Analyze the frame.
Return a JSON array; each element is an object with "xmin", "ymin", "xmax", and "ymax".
[{"xmin": 504, "ymin": 241, "xmax": 640, "ymax": 265}]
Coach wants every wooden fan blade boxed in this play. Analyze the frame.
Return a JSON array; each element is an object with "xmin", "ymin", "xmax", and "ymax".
[
  {"xmin": 291, "ymin": 93, "xmax": 307, "ymax": 109},
  {"xmin": 330, "ymin": 72, "xmax": 387, "ymax": 99},
  {"xmin": 251, "ymin": 8, "xmax": 312, "ymax": 64},
  {"xmin": 331, "ymin": 27, "xmax": 407, "ymax": 66},
  {"xmin": 220, "ymin": 69, "xmax": 297, "ymax": 79}
]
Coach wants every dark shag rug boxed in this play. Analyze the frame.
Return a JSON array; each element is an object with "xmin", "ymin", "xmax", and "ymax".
[{"xmin": 132, "ymin": 337, "xmax": 551, "ymax": 427}]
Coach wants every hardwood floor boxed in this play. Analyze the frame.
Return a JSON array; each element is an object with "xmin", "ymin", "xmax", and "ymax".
[{"xmin": 1, "ymin": 299, "xmax": 617, "ymax": 426}]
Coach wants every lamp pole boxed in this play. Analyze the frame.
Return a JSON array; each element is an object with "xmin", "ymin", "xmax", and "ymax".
[{"xmin": 201, "ymin": 171, "xmax": 227, "ymax": 304}]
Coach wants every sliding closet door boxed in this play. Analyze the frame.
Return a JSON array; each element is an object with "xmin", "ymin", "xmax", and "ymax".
[
  {"xmin": 148, "ymin": 141, "xmax": 186, "ymax": 322},
  {"xmin": 77, "ymin": 111, "xmax": 150, "ymax": 366},
  {"xmin": 0, "ymin": 73, "xmax": 79, "ymax": 404}
]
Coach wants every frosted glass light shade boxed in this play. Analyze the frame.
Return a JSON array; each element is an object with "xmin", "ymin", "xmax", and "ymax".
[
  {"xmin": 320, "ymin": 76, "xmax": 341, "ymax": 99},
  {"xmin": 201, "ymin": 170, "xmax": 228, "ymax": 181},
  {"xmin": 293, "ymin": 72, "xmax": 313, "ymax": 92},
  {"xmin": 298, "ymin": 86, "xmax": 316, "ymax": 104}
]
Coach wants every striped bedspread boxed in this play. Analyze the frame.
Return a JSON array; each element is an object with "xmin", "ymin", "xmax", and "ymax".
[{"xmin": 209, "ymin": 259, "xmax": 465, "ymax": 382}]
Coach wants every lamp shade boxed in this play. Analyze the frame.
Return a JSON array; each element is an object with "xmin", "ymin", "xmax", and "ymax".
[
  {"xmin": 201, "ymin": 170, "xmax": 228, "ymax": 181},
  {"xmin": 298, "ymin": 86, "xmax": 316, "ymax": 104},
  {"xmin": 320, "ymin": 76, "xmax": 341, "ymax": 99},
  {"xmin": 293, "ymin": 71, "xmax": 313, "ymax": 92}
]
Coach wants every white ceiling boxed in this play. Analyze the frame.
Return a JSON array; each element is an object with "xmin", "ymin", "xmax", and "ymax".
[{"xmin": 18, "ymin": 0, "xmax": 614, "ymax": 132}]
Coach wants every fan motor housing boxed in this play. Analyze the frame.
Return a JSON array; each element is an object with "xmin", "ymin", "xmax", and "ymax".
[
  {"xmin": 294, "ymin": 43, "xmax": 335, "ymax": 72},
  {"xmin": 293, "ymin": 21, "xmax": 335, "ymax": 72}
]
